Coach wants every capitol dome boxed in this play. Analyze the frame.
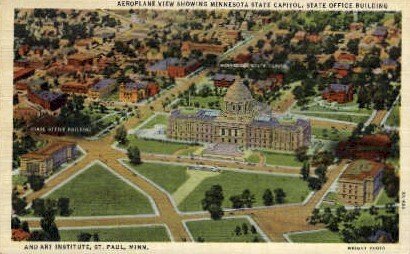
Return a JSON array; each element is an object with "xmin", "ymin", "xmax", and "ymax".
[{"xmin": 224, "ymin": 80, "xmax": 254, "ymax": 102}]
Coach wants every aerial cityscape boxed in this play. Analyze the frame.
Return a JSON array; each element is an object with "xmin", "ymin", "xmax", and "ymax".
[{"xmin": 12, "ymin": 9, "xmax": 400, "ymax": 243}]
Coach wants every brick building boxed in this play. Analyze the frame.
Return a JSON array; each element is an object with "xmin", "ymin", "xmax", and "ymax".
[
  {"xmin": 67, "ymin": 53, "xmax": 94, "ymax": 66},
  {"xmin": 322, "ymin": 84, "xmax": 354, "ymax": 103},
  {"xmin": 20, "ymin": 141, "xmax": 77, "ymax": 176},
  {"xmin": 13, "ymin": 104, "xmax": 41, "ymax": 122},
  {"xmin": 336, "ymin": 134, "xmax": 392, "ymax": 162},
  {"xmin": 119, "ymin": 81, "xmax": 160, "ymax": 103},
  {"xmin": 167, "ymin": 59, "xmax": 201, "ymax": 78},
  {"xmin": 27, "ymin": 88, "xmax": 67, "ymax": 111},
  {"xmin": 337, "ymin": 159, "xmax": 384, "ymax": 206},
  {"xmin": 61, "ymin": 79, "xmax": 96, "ymax": 95},
  {"xmin": 212, "ymin": 74, "xmax": 236, "ymax": 87},
  {"xmin": 13, "ymin": 67, "xmax": 35, "ymax": 83},
  {"xmin": 181, "ymin": 41, "xmax": 226, "ymax": 57},
  {"xmin": 88, "ymin": 79, "xmax": 116, "ymax": 100},
  {"xmin": 332, "ymin": 62, "xmax": 351, "ymax": 78}
]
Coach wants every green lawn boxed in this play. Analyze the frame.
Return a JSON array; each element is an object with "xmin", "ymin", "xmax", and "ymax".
[
  {"xmin": 245, "ymin": 153, "xmax": 261, "ymax": 164},
  {"xmin": 262, "ymin": 151, "xmax": 302, "ymax": 167},
  {"xmin": 59, "ymin": 226, "xmax": 170, "ymax": 242},
  {"xmin": 178, "ymin": 170, "xmax": 310, "ymax": 212},
  {"xmin": 47, "ymin": 164, "xmax": 154, "ymax": 216},
  {"xmin": 288, "ymin": 229, "xmax": 343, "ymax": 243},
  {"xmin": 297, "ymin": 112, "xmax": 370, "ymax": 123},
  {"xmin": 312, "ymin": 127, "xmax": 352, "ymax": 141},
  {"xmin": 376, "ymin": 189, "xmax": 396, "ymax": 205},
  {"xmin": 386, "ymin": 104, "xmax": 400, "ymax": 127},
  {"xmin": 127, "ymin": 162, "xmax": 189, "ymax": 194},
  {"xmin": 180, "ymin": 95, "xmax": 222, "ymax": 109},
  {"xmin": 141, "ymin": 114, "xmax": 169, "ymax": 130},
  {"xmin": 186, "ymin": 218, "xmax": 265, "ymax": 242},
  {"xmin": 125, "ymin": 135, "xmax": 196, "ymax": 155}
]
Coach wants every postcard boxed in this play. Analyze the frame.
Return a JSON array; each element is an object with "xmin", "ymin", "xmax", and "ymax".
[{"xmin": 0, "ymin": 0, "xmax": 408, "ymax": 253}]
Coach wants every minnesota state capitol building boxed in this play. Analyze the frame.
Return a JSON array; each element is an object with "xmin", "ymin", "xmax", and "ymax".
[{"xmin": 167, "ymin": 80, "xmax": 311, "ymax": 151}]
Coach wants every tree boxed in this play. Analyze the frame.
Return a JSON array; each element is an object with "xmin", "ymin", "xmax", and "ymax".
[
  {"xmin": 32, "ymin": 198, "xmax": 46, "ymax": 216},
  {"xmin": 309, "ymin": 208, "xmax": 321, "ymax": 225},
  {"xmin": 242, "ymin": 223, "xmax": 249, "ymax": 235},
  {"xmin": 12, "ymin": 192, "xmax": 27, "ymax": 215},
  {"xmin": 229, "ymin": 195, "xmax": 244, "ymax": 209},
  {"xmin": 234, "ymin": 226, "xmax": 241, "ymax": 236},
  {"xmin": 202, "ymin": 185, "xmax": 224, "ymax": 220},
  {"xmin": 115, "ymin": 125, "xmax": 128, "ymax": 145},
  {"xmin": 21, "ymin": 221, "xmax": 30, "ymax": 233},
  {"xmin": 295, "ymin": 146, "xmax": 309, "ymax": 162},
  {"xmin": 315, "ymin": 164, "xmax": 328, "ymax": 184},
  {"xmin": 57, "ymin": 197, "xmax": 70, "ymax": 216},
  {"xmin": 40, "ymin": 205, "xmax": 60, "ymax": 241},
  {"xmin": 241, "ymin": 189, "xmax": 255, "ymax": 208},
  {"xmin": 308, "ymin": 177, "xmax": 322, "ymax": 190},
  {"xmin": 274, "ymin": 188, "xmax": 286, "ymax": 204},
  {"xmin": 262, "ymin": 189, "xmax": 274, "ymax": 206},
  {"xmin": 300, "ymin": 161, "xmax": 310, "ymax": 181},
  {"xmin": 208, "ymin": 203, "xmax": 224, "ymax": 220},
  {"xmin": 28, "ymin": 175, "xmax": 45, "ymax": 191},
  {"xmin": 382, "ymin": 168, "xmax": 399, "ymax": 199},
  {"xmin": 11, "ymin": 216, "xmax": 21, "ymax": 229},
  {"xmin": 93, "ymin": 233, "xmax": 100, "ymax": 241},
  {"xmin": 77, "ymin": 232, "xmax": 92, "ymax": 241},
  {"xmin": 250, "ymin": 225, "xmax": 257, "ymax": 234},
  {"xmin": 127, "ymin": 145, "xmax": 142, "ymax": 165}
]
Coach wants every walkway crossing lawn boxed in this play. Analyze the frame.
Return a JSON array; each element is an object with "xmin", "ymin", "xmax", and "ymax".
[
  {"xmin": 288, "ymin": 229, "xmax": 343, "ymax": 243},
  {"xmin": 178, "ymin": 170, "xmax": 310, "ymax": 212},
  {"xmin": 126, "ymin": 135, "xmax": 197, "ymax": 155},
  {"xmin": 140, "ymin": 114, "xmax": 169, "ymax": 130},
  {"xmin": 47, "ymin": 164, "xmax": 154, "ymax": 216},
  {"xmin": 186, "ymin": 218, "xmax": 265, "ymax": 242},
  {"xmin": 386, "ymin": 104, "xmax": 400, "ymax": 127},
  {"xmin": 59, "ymin": 226, "xmax": 170, "ymax": 242},
  {"xmin": 172, "ymin": 170, "xmax": 215, "ymax": 205},
  {"xmin": 127, "ymin": 162, "xmax": 189, "ymax": 194},
  {"xmin": 295, "ymin": 112, "xmax": 370, "ymax": 123},
  {"xmin": 262, "ymin": 151, "xmax": 302, "ymax": 167},
  {"xmin": 312, "ymin": 127, "xmax": 352, "ymax": 141}
]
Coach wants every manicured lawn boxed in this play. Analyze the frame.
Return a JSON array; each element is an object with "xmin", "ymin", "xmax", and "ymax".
[
  {"xmin": 262, "ymin": 151, "xmax": 302, "ymax": 167},
  {"xmin": 47, "ymin": 164, "xmax": 154, "ymax": 216},
  {"xmin": 127, "ymin": 162, "xmax": 189, "ymax": 194},
  {"xmin": 312, "ymin": 127, "xmax": 351, "ymax": 141},
  {"xmin": 178, "ymin": 170, "xmax": 310, "ymax": 212},
  {"xmin": 288, "ymin": 229, "xmax": 343, "ymax": 243},
  {"xmin": 376, "ymin": 189, "xmax": 396, "ymax": 205},
  {"xmin": 245, "ymin": 153, "xmax": 260, "ymax": 164},
  {"xmin": 188, "ymin": 96, "xmax": 222, "ymax": 109},
  {"xmin": 386, "ymin": 104, "xmax": 400, "ymax": 127},
  {"xmin": 59, "ymin": 226, "xmax": 170, "ymax": 242},
  {"xmin": 186, "ymin": 218, "xmax": 265, "ymax": 242},
  {"xmin": 126, "ymin": 135, "xmax": 196, "ymax": 155},
  {"xmin": 141, "ymin": 114, "xmax": 169, "ymax": 130},
  {"xmin": 297, "ymin": 112, "xmax": 370, "ymax": 123}
]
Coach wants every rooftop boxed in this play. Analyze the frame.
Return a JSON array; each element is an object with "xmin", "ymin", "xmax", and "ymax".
[
  {"xmin": 90, "ymin": 79, "xmax": 116, "ymax": 91},
  {"xmin": 340, "ymin": 159, "xmax": 384, "ymax": 181},
  {"xmin": 21, "ymin": 141, "xmax": 76, "ymax": 160}
]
